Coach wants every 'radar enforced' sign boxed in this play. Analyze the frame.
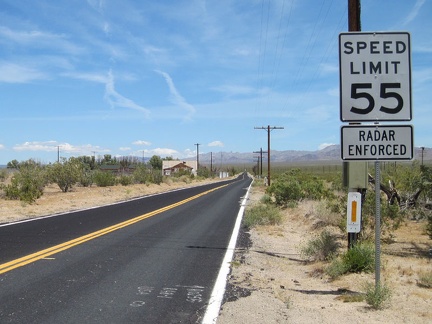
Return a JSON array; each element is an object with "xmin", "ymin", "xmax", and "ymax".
[{"xmin": 341, "ymin": 125, "xmax": 413, "ymax": 161}]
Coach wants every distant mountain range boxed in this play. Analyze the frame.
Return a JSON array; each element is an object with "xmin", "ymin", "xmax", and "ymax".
[{"xmin": 186, "ymin": 145, "xmax": 430, "ymax": 165}]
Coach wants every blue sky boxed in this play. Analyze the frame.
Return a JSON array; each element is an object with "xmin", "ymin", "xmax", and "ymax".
[{"xmin": 0, "ymin": 0, "xmax": 430, "ymax": 164}]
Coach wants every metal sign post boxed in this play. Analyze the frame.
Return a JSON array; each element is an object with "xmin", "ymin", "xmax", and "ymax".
[{"xmin": 374, "ymin": 161, "xmax": 381, "ymax": 287}]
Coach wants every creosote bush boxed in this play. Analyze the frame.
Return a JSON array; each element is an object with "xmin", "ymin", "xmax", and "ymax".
[
  {"xmin": 2, "ymin": 161, "xmax": 47, "ymax": 203},
  {"xmin": 47, "ymin": 157, "xmax": 83, "ymax": 193},
  {"xmin": 267, "ymin": 169, "xmax": 331, "ymax": 207},
  {"xmin": 364, "ymin": 282, "xmax": 392, "ymax": 310},
  {"xmin": 93, "ymin": 170, "xmax": 117, "ymax": 187},
  {"xmin": 325, "ymin": 242, "xmax": 374, "ymax": 279},
  {"xmin": 118, "ymin": 175, "xmax": 134, "ymax": 186}
]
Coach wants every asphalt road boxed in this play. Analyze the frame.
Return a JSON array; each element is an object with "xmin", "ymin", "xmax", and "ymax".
[{"xmin": 0, "ymin": 174, "xmax": 252, "ymax": 323}]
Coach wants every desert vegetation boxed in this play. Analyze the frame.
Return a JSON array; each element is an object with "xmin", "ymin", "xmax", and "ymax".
[
  {"xmin": 244, "ymin": 162, "xmax": 432, "ymax": 310},
  {"xmin": 0, "ymin": 156, "xmax": 241, "ymax": 204}
]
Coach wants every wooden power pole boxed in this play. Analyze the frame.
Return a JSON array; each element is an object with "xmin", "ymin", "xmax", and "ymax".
[
  {"xmin": 253, "ymin": 147, "xmax": 268, "ymax": 178},
  {"xmin": 347, "ymin": 0, "xmax": 362, "ymax": 250},
  {"xmin": 254, "ymin": 126, "xmax": 284, "ymax": 186}
]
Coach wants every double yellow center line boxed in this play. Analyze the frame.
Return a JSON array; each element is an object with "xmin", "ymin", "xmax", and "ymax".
[{"xmin": 0, "ymin": 184, "xmax": 229, "ymax": 275}]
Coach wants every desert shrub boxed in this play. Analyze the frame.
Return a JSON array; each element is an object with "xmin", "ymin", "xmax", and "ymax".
[
  {"xmin": 267, "ymin": 177, "xmax": 302, "ymax": 206},
  {"xmin": 364, "ymin": 282, "xmax": 392, "ymax": 310},
  {"xmin": 2, "ymin": 161, "xmax": 47, "ymax": 203},
  {"xmin": 93, "ymin": 170, "xmax": 117, "ymax": 187},
  {"xmin": 301, "ymin": 230, "xmax": 340, "ymax": 261},
  {"xmin": 133, "ymin": 165, "xmax": 150, "ymax": 184},
  {"xmin": 118, "ymin": 175, "xmax": 133, "ymax": 186},
  {"xmin": 47, "ymin": 157, "xmax": 83, "ymax": 192},
  {"xmin": 243, "ymin": 204, "xmax": 282, "ymax": 228},
  {"xmin": 260, "ymin": 194, "xmax": 272, "ymax": 205},
  {"xmin": 359, "ymin": 191, "xmax": 406, "ymax": 241},
  {"xmin": 342, "ymin": 242, "xmax": 375, "ymax": 273},
  {"xmin": 326, "ymin": 242, "xmax": 374, "ymax": 279},
  {"xmin": 178, "ymin": 175, "xmax": 192, "ymax": 184},
  {"xmin": 267, "ymin": 169, "xmax": 331, "ymax": 206},
  {"xmin": 79, "ymin": 170, "xmax": 93, "ymax": 187},
  {"xmin": 325, "ymin": 258, "xmax": 349, "ymax": 279},
  {"xmin": 426, "ymin": 213, "xmax": 432, "ymax": 239},
  {"xmin": 417, "ymin": 270, "xmax": 432, "ymax": 288},
  {"xmin": 150, "ymin": 170, "xmax": 163, "ymax": 185},
  {"xmin": 0, "ymin": 169, "xmax": 8, "ymax": 182},
  {"xmin": 314, "ymin": 200, "xmax": 345, "ymax": 229}
]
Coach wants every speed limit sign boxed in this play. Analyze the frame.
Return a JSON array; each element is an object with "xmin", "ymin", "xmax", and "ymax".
[{"xmin": 339, "ymin": 32, "xmax": 411, "ymax": 122}]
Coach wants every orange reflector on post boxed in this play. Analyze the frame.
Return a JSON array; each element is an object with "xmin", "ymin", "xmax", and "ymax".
[
  {"xmin": 347, "ymin": 192, "xmax": 361, "ymax": 233},
  {"xmin": 351, "ymin": 201, "xmax": 357, "ymax": 222}
]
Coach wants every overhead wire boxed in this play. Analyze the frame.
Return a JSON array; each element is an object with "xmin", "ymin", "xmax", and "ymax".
[
  {"xmin": 263, "ymin": 0, "xmax": 292, "ymax": 111},
  {"xmin": 253, "ymin": 0, "xmax": 270, "ymax": 145},
  {"xmin": 290, "ymin": 0, "xmax": 327, "ymax": 92},
  {"xmin": 254, "ymin": 1, "xmax": 346, "ymax": 131},
  {"xmin": 299, "ymin": 1, "xmax": 347, "ymax": 101}
]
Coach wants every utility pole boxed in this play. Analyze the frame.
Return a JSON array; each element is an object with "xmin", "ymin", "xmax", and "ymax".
[
  {"xmin": 210, "ymin": 152, "xmax": 213, "ymax": 174},
  {"xmin": 421, "ymin": 147, "xmax": 425, "ymax": 166},
  {"xmin": 254, "ymin": 156, "xmax": 260, "ymax": 175},
  {"xmin": 194, "ymin": 143, "xmax": 200, "ymax": 173},
  {"xmin": 57, "ymin": 146, "xmax": 60, "ymax": 163},
  {"xmin": 253, "ymin": 147, "xmax": 267, "ymax": 178},
  {"xmin": 254, "ymin": 125, "xmax": 284, "ymax": 186},
  {"xmin": 346, "ymin": 0, "xmax": 362, "ymax": 251},
  {"xmin": 348, "ymin": 0, "xmax": 361, "ymax": 32}
]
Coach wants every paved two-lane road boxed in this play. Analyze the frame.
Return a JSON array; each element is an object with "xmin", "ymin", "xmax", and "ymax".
[{"xmin": 0, "ymin": 174, "xmax": 252, "ymax": 323}]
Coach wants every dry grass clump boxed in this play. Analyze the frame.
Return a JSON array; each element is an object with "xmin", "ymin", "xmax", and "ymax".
[{"xmin": 417, "ymin": 270, "xmax": 432, "ymax": 288}]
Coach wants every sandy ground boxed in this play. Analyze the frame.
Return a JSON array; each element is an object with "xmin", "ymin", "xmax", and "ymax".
[
  {"xmin": 1, "ymin": 177, "xmax": 432, "ymax": 323},
  {"xmin": 218, "ymin": 185, "xmax": 432, "ymax": 324}
]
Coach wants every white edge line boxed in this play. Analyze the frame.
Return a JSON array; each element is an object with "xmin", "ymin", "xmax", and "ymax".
[{"xmin": 201, "ymin": 178, "xmax": 253, "ymax": 324}]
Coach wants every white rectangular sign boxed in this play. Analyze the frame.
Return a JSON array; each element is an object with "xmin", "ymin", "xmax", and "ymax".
[
  {"xmin": 339, "ymin": 32, "xmax": 411, "ymax": 122},
  {"xmin": 347, "ymin": 192, "xmax": 362, "ymax": 233},
  {"xmin": 341, "ymin": 125, "xmax": 413, "ymax": 161}
]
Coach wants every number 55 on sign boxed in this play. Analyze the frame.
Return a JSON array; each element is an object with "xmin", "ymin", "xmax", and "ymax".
[{"xmin": 339, "ymin": 32, "xmax": 411, "ymax": 122}]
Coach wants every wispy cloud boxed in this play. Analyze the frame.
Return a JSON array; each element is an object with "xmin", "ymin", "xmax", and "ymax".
[
  {"xmin": 155, "ymin": 70, "xmax": 196, "ymax": 120},
  {"xmin": 0, "ymin": 26, "xmax": 84, "ymax": 55},
  {"xmin": 402, "ymin": 0, "xmax": 426, "ymax": 26},
  {"xmin": 104, "ymin": 70, "xmax": 151, "ymax": 116},
  {"xmin": 65, "ymin": 70, "xmax": 150, "ymax": 116},
  {"xmin": 64, "ymin": 71, "xmax": 109, "ymax": 83},
  {"xmin": 0, "ymin": 62, "xmax": 47, "ymax": 83}
]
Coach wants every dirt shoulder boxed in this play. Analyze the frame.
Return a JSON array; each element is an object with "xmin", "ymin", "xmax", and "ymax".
[{"xmin": 217, "ymin": 184, "xmax": 432, "ymax": 324}]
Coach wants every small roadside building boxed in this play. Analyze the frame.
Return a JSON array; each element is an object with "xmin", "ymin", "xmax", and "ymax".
[{"xmin": 162, "ymin": 161, "xmax": 197, "ymax": 176}]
